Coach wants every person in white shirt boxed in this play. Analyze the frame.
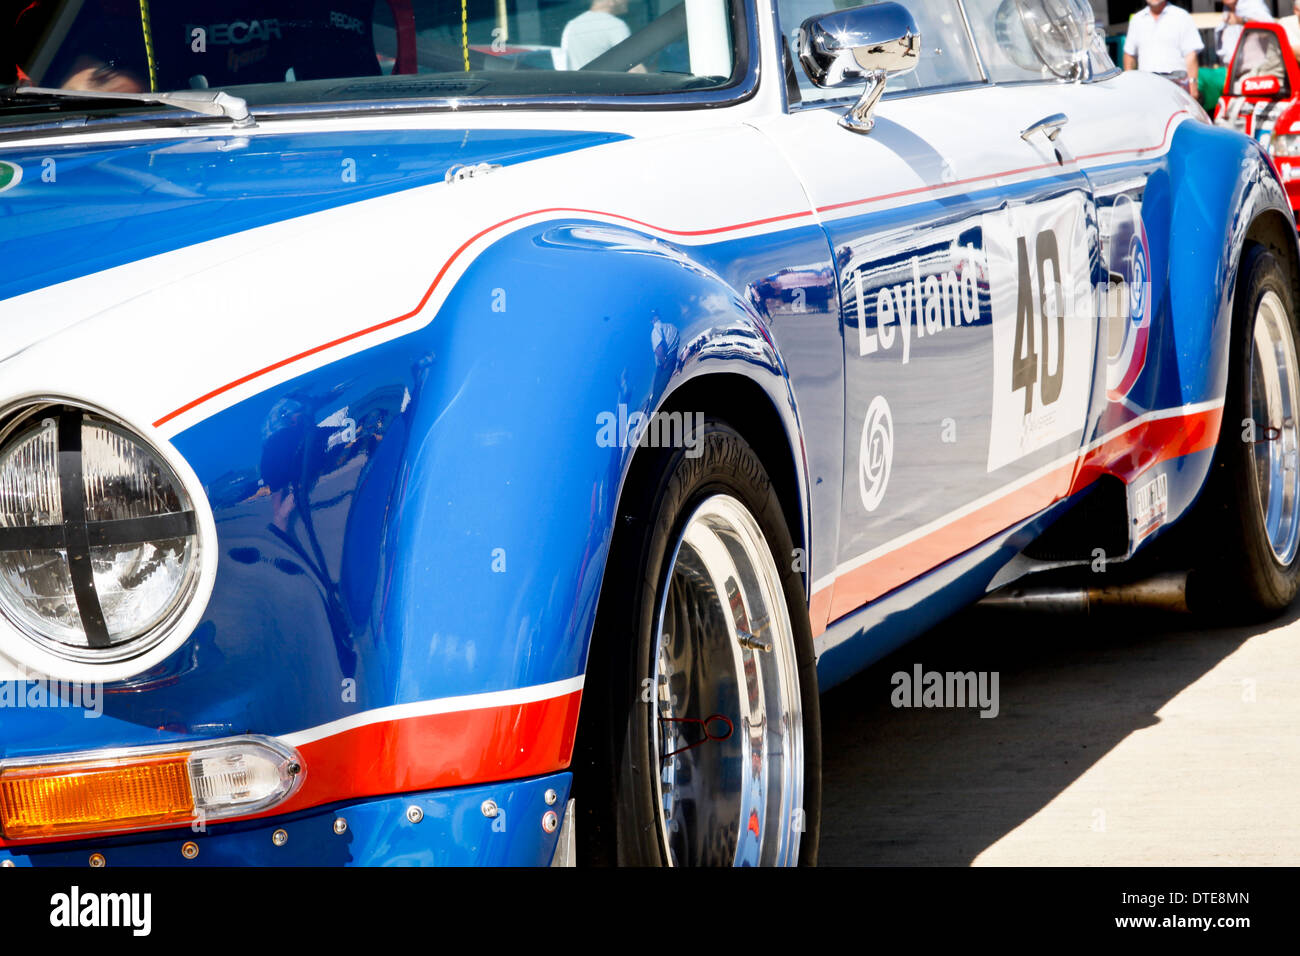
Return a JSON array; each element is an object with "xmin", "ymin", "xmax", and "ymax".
[
  {"xmin": 1216, "ymin": 0, "xmax": 1275, "ymax": 66},
  {"xmin": 1123, "ymin": 0, "xmax": 1204, "ymax": 96},
  {"xmin": 562, "ymin": 0, "xmax": 632, "ymax": 70}
]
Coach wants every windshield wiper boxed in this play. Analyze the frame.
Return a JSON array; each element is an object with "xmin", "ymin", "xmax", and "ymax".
[{"xmin": 1, "ymin": 86, "xmax": 254, "ymax": 127}]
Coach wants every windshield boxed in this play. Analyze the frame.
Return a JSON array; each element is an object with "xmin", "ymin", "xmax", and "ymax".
[
  {"xmin": 1228, "ymin": 27, "xmax": 1290, "ymax": 98},
  {"xmin": 2, "ymin": 0, "xmax": 742, "ymax": 115}
]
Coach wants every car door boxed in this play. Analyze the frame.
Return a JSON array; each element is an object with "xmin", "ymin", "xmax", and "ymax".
[{"xmin": 752, "ymin": 0, "xmax": 1102, "ymax": 629}]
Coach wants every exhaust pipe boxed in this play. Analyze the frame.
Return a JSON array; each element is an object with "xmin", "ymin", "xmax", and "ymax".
[{"xmin": 976, "ymin": 571, "xmax": 1189, "ymax": 614}]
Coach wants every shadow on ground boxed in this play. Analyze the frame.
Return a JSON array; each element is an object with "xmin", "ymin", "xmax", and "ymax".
[{"xmin": 816, "ymin": 601, "xmax": 1300, "ymax": 865}]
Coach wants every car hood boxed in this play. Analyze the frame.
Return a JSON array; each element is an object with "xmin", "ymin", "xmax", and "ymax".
[{"xmin": 0, "ymin": 125, "xmax": 625, "ymax": 308}]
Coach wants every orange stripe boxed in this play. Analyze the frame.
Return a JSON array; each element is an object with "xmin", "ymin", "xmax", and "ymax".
[
  {"xmin": 827, "ymin": 463, "xmax": 1074, "ymax": 620},
  {"xmin": 814, "ymin": 405, "xmax": 1222, "ymax": 626},
  {"xmin": 808, "ymin": 585, "xmax": 833, "ymax": 638}
]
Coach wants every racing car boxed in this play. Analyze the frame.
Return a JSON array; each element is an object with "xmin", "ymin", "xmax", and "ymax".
[
  {"xmin": 0, "ymin": 0, "xmax": 1296, "ymax": 867},
  {"xmin": 1215, "ymin": 17, "xmax": 1300, "ymax": 223}
]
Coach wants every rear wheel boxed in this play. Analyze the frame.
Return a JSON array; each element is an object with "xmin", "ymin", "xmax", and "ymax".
[
  {"xmin": 575, "ymin": 419, "xmax": 820, "ymax": 866},
  {"xmin": 1193, "ymin": 244, "xmax": 1300, "ymax": 616}
]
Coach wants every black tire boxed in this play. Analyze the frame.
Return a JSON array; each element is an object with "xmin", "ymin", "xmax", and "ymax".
[
  {"xmin": 1191, "ymin": 244, "xmax": 1300, "ymax": 618},
  {"xmin": 573, "ymin": 419, "xmax": 821, "ymax": 866}
]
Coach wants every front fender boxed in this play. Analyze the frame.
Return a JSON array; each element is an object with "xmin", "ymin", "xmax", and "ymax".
[
  {"xmin": 385, "ymin": 220, "xmax": 807, "ymax": 700},
  {"xmin": 0, "ymin": 215, "xmax": 812, "ymax": 837},
  {"xmin": 1130, "ymin": 120, "xmax": 1299, "ymax": 535},
  {"xmin": 1164, "ymin": 119, "xmax": 1296, "ymax": 411}
]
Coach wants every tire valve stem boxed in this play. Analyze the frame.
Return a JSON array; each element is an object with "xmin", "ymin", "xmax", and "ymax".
[{"xmin": 736, "ymin": 629, "xmax": 772, "ymax": 653}]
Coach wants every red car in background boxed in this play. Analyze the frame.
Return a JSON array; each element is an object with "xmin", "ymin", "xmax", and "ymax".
[{"xmin": 1216, "ymin": 19, "xmax": 1300, "ymax": 223}]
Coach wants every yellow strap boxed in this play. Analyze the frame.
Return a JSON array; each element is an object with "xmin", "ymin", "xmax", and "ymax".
[
  {"xmin": 139, "ymin": 0, "xmax": 158, "ymax": 92},
  {"xmin": 462, "ymin": 0, "xmax": 470, "ymax": 72}
]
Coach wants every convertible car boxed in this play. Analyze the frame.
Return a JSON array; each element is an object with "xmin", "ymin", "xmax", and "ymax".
[{"xmin": 0, "ymin": 0, "xmax": 1296, "ymax": 867}]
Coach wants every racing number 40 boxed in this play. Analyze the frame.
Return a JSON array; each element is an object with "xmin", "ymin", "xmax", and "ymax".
[{"xmin": 1011, "ymin": 230, "xmax": 1065, "ymax": 415}]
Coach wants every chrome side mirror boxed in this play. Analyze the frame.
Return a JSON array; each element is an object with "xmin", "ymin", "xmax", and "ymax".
[{"xmin": 797, "ymin": 3, "xmax": 921, "ymax": 133}]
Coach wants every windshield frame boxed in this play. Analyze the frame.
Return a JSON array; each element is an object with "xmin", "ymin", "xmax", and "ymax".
[
  {"xmin": 776, "ymin": 0, "xmax": 1121, "ymax": 116},
  {"xmin": 0, "ymin": 0, "xmax": 762, "ymax": 136}
]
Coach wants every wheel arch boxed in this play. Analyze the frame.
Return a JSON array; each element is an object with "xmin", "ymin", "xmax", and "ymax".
[
  {"xmin": 1143, "ymin": 122, "xmax": 1300, "ymax": 541},
  {"xmin": 1243, "ymin": 207, "xmax": 1300, "ymax": 308},
  {"xmin": 651, "ymin": 371, "xmax": 810, "ymax": 601}
]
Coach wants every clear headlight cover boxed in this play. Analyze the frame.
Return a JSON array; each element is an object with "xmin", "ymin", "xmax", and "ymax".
[
  {"xmin": 1014, "ymin": 0, "xmax": 1093, "ymax": 79},
  {"xmin": 0, "ymin": 404, "xmax": 200, "ymax": 663}
]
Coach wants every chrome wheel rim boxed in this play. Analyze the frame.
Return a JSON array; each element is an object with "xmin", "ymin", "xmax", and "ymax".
[
  {"xmin": 650, "ymin": 494, "xmax": 803, "ymax": 866},
  {"xmin": 1250, "ymin": 289, "xmax": 1300, "ymax": 565}
]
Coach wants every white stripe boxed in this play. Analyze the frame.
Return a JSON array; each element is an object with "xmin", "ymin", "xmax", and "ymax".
[
  {"xmin": 826, "ymin": 399, "xmax": 1225, "ymax": 583},
  {"xmin": 279, "ymin": 674, "xmax": 585, "ymax": 748}
]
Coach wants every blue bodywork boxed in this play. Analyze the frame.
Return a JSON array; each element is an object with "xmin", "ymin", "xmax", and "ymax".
[
  {"xmin": 0, "ymin": 773, "xmax": 571, "ymax": 866},
  {"xmin": 0, "ymin": 106, "xmax": 1294, "ymax": 865}
]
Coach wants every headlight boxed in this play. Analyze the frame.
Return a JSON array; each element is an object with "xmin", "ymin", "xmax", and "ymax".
[
  {"xmin": 0, "ymin": 402, "xmax": 202, "ymax": 665},
  {"xmin": 1011, "ymin": 0, "xmax": 1093, "ymax": 79}
]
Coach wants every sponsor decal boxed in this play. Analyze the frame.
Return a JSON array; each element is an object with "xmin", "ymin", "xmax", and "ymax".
[
  {"xmin": 1103, "ymin": 193, "xmax": 1152, "ymax": 402},
  {"xmin": 330, "ymin": 11, "xmax": 366, "ymax": 34},
  {"xmin": 0, "ymin": 160, "xmax": 22, "ymax": 193},
  {"xmin": 851, "ymin": 235, "xmax": 986, "ymax": 365},
  {"xmin": 858, "ymin": 395, "xmax": 893, "ymax": 512},
  {"xmin": 1132, "ymin": 470, "xmax": 1169, "ymax": 538},
  {"xmin": 185, "ymin": 19, "xmax": 282, "ymax": 45},
  {"xmin": 1243, "ymin": 75, "xmax": 1282, "ymax": 96},
  {"xmin": 227, "ymin": 44, "xmax": 269, "ymax": 73}
]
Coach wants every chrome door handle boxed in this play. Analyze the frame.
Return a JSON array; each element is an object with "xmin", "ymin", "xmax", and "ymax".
[{"xmin": 1020, "ymin": 113, "xmax": 1069, "ymax": 142}]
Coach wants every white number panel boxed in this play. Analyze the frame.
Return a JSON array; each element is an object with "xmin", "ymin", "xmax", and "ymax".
[{"xmin": 983, "ymin": 192, "xmax": 1093, "ymax": 473}]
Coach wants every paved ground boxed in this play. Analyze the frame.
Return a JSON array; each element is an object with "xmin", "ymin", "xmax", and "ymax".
[{"xmin": 818, "ymin": 602, "xmax": 1300, "ymax": 866}]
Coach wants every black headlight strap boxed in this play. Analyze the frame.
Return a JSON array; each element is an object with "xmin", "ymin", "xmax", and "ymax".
[{"xmin": 57, "ymin": 408, "xmax": 111, "ymax": 649}]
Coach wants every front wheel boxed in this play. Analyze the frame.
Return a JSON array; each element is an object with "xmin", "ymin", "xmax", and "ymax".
[{"xmin": 575, "ymin": 420, "xmax": 820, "ymax": 866}]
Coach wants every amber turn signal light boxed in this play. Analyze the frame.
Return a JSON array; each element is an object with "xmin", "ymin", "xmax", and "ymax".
[{"xmin": 0, "ymin": 736, "xmax": 302, "ymax": 842}]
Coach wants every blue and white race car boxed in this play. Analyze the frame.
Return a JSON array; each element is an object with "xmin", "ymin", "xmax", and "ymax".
[{"xmin": 0, "ymin": 0, "xmax": 1295, "ymax": 867}]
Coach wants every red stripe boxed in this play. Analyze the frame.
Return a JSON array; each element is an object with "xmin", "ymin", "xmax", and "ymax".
[
  {"xmin": 269, "ymin": 689, "xmax": 584, "ymax": 818},
  {"xmin": 153, "ymin": 113, "xmax": 1188, "ymax": 429},
  {"xmin": 815, "ymin": 405, "xmax": 1221, "ymax": 626},
  {"xmin": 1075, "ymin": 110, "xmax": 1189, "ymax": 163},
  {"xmin": 0, "ymin": 690, "xmax": 583, "ymax": 847},
  {"xmin": 815, "ymin": 161, "xmax": 1062, "ymax": 215},
  {"xmin": 1070, "ymin": 405, "xmax": 1222, "ymax": 494}
]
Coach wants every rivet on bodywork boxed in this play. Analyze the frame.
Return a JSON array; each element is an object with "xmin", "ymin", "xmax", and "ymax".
[
  {"xmin": 181, "ymin": 841, "xmax": 199, "ymax": 860},
  {"xmin": 88, "ymin": 853, "xmax": 106, "ymax": 867},
  {"xmin": 333, "ymin": 817, "xmax": 348, "ymax": 834},
  {"xmin": 481, "ymin": 799, "xmax": 500, "ymax": 818},
  {"xmin": 544, "ymin": 789, "xmax": 558, "ymax": 806},
  {"xmin": 542, "ymin": 810, "xmax": 559, "ymax": 833},
  {"xmin": 272, "ymin": 828, "xmax": 288, "ymax": 846},
  {"xmin": 406, "ymin": 805, "xmax": 424, "ymax": 824}
]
